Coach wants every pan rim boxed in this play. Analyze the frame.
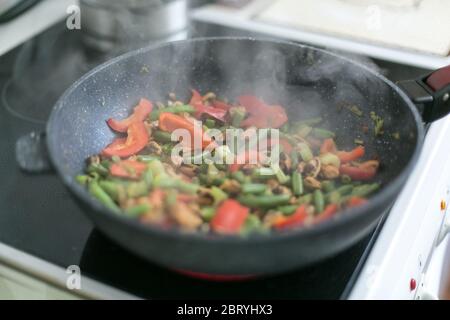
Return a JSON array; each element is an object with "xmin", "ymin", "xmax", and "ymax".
[{"xmin": 47, "ymin": 36, "xmax": 425, "ymax": 245}]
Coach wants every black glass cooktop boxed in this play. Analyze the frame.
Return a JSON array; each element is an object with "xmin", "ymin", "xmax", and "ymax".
[{"xmin": 0, "ymin": 22, "xmax": 386, "ymax": 299}]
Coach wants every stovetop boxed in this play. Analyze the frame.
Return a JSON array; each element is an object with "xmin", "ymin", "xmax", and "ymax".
[{"xmin": 0, "ymin": 21, "xmax": 419, "ymax": 299}]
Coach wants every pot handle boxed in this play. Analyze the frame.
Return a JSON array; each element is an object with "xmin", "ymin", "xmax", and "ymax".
[
  {"xmin": 398, "ymin": 65, "xmax": 450, "ymax": 123},
  {"xmin": 16, "ymin": 131, "xmax": 53, "ymax": 173}
]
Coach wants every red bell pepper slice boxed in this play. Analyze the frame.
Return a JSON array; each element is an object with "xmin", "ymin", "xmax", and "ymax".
[
  {"xmin": 320, "ymin": 138, "xmax": 337, "ymax": 154},
  {"xmin": 336, "ymin": 146, "xmax": 365, "ymax": 163},
  {"xmin": 189, "ymin": 90, "xmax": 227, "ymax": 122},
  {"xmin": 211, "ymin": 199, "xmax": 249, "ymax": 234},
  {"xmin": 107, "ymin": 98, "xmax": 153, "ymax": 133},
  {"xmin": 347, "ymin": 197, "xmax": 368, "ymax": 208},
  {"xmin": 238, "ymin": 95, "xmax": 288, "ymax": 129},
  {"xmin": 212, "ymin": 100, "xmax": 232, "ymax": 111},
  {"xmin": 273, "ymin": 205, "xmax": 308, "ymax": 230},
  {"xmin": 102, "ymin": 121, "xmax": 149, "ymax": 158},
  {"xmin": 159, "ymin": 112, "xmax": 213, "ymax": 149},
  {"xmin": 314, "ymin": 204, "xmax": 338, "ymax": 224},
  {"xmin": 110, "ymin": 160, "xmax": 148, "ymax": 179},
  {"xmin": 340, "ymin": 164, "xmax": 376, "ymax": 181}
]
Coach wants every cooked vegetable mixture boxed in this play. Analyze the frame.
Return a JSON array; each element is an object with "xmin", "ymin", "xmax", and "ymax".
[{"xmin": 77, "ymin": 90, "xmax": 380, "ymax": 235}]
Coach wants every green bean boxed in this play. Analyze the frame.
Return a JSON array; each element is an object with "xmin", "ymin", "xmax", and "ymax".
[
  {"xmin": 298, "ymin": 143, "xmax": 313, "ymax": 162},
  {"xmin": 231, "ymin": 171, "xmax": 246, "ymax": 184},
  {"xmin": 242, "ymin": 183, "xmax": 267, "ymax": 194},
  {"xmin": 111, "ymin": 156, "xmax": 121, "ymax": 163},
  {"xmin": 351, "ymin": 183, "xmax": 380, "ymax": 197},
  {"xmin": 87, "ymin": 163, "xmax": 109, "ymax": 176},
  {"xmin": 341, "ymin": 175, "xmax": 352, "ymax": 184},
  {"xmin": 291, "ymin": 150, "xmax": 299, "ymax": 170},
  {"xmin": 238, "ymin": 194, "xmax": 290, "ymax": 209},
  {"xmin": 297, "ymin": 193, "xmax": 313, "ymax": 205},
  {"xmin": 292, "ymin": 171, "xmax": 304, "ymax": 196},
  {"xmin": 137, "ymin": 155, "xmax": 159, "ymax": 163},
  {"xmin": 210, "ymin": 186, "xmax": 228, "ymax": 205},
  {"xmin": 207, "ymin": 163, "xmax": 220, "ymax": 177},
  {"xmin": 297, "ymin": 125, "xmax": 313, "ymax": 138},
  {"xmin": 176, "ymin": 180, "xmax": 199, "ymax": 194},
  {"xmin": 335, "ymin": 185, "xmax": 354, "ymax": 196},
  {"xmin": 127, "ymin": 181, "xmax": 149, "ymax": 198},
  {"xmin": 100, "ymin": 160, "xmax": 112, "ymax": 170},
  {"xmin": 200, "ymin": 207, "xmax": 216, "ymax": 222},
  {"xmin": 230, "ymin": 107, "xmax": 246, "ymax": 128},
  {"xmin": 149, "ymin": 104, "xmax": 195, "ymax": 120},
  {"xmin": 153, "ymin": 130, "xmax": 173, "ymax": 143},
  {"xmin": 312, "ymin": 128, "xmax": 336, "ymax": 139},
  {"xmin": 278, "ymin": 205, "xmax": 298, "ymax": 216},
  {"xmin": 272, "ymin": 164, "xmax": 290, "ymax": 185},
  {"xmin": 205, "ymin": 119, "xmax": 216, "ymax": 129},
  {"xmin": 240, "ymin": 215, "xmax": 263, "ymax": 235},
  {"xmin": 321, "ymin": 180, "xmax": 336, "ymax": 193},
  {"xmin": 295, "ymin": 117, "xmax": 323, "ymax": 127},
  {"xmin": 326, "ymin": 191, "xmax": 341, "ymax": 204},
  {"xmin": 88, "ymin": 180, "xmax": 120, "ymax": 212},
  {"xmin": 126, "ymin": 204, "xmax": 150, "ymax": 218},
  {"xmin": 99, "ymin": 180, "xmax": 121, "ymax": 201},
  {"xmin": 147, "ymin": 159, "xmax": 166, "ymax": 175},
  {"xmin": 279, "ymin": 132, "xmax": 298, "ymax": 145},
  {"xmin": 252, "ymin": 167, "xmax": 276, "ymax": 179},
  {"xmin": 153, "ymin": 174, "xmax": 198, "ymax": 194},
  {"xmin": 76, "ymin": 175, "xmax": 90, "ymax": 186},
  {"xmin": 143, "ymin": 169, "xmax": 153, "ymax": 188},
  {"xmin": 314, "ymin": 189, "xmax": 325, "ymax": 213}
]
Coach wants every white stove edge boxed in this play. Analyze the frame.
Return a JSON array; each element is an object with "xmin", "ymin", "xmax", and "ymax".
[
  {"xmin": 0, "ymin": 242, "xmax": 138, "ymax": 300},
  {"xmin": 349, "ymin": 116, "xmax": 450, "ymax": 300},
  {"xmin": 0, "ymin": 0, "xmax": 77, "ymax": 57},
  {"xmin": 190, "ymin": 4, "xmax": 450, "ymax": 70}
]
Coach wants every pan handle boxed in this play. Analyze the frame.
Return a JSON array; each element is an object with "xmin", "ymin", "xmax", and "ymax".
[
  {"xmin": 398, "ymin": 65, "xmax": 450, "ymax": 123},
  {"xmin": 16, "ymin": 131, "xmax": 53, "ymax": 173}
]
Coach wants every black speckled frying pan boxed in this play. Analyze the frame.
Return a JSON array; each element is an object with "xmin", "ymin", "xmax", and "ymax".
[{"xmin": 26, "ymin": 38, "xmax": 450, "ymax": 277}]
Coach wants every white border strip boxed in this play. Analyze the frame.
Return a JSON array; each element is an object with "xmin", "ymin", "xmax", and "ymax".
[
  {"xmin": 191, "ymin": 5, "xmax": 450, "ymax": 70},
  {"xmin": 0, "ymin": 242, "xmax": 138, "ymax": 300},
  {"xmin": 0, "ymin": 0, "xmax": 77, "ymax": 57}
]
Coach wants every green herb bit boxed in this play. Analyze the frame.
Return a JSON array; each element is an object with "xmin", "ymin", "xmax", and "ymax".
[{"xmin": 370, "ymin": 111, "xmax": 384, "ymax": 136}]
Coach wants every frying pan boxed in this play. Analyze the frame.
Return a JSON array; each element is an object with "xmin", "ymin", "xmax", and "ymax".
[{"xmin": 24, "ymin": 38, "xmax": 450, "ymax": 277}]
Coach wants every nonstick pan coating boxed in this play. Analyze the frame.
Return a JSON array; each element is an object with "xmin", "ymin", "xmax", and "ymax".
[{"xmin": 47, "ymin": 38, "xmax": 423, "ymax": 275}]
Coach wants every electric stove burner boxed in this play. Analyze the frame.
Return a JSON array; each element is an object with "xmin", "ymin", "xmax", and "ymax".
[
  {"xmin": 1, "ymin": 26, "xmax": 115, "ymax": 124},
  {"xmin": 79, "ymin": 230, "xmax": 373, "ymax": 299}
]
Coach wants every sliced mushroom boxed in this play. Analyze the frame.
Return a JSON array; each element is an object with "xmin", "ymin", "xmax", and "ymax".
[
  {"xmin": 304, "ymin": 158, "xmax": 321, "ymax": 178},
  {"xmin": 178, "ymin": 165, "xmax": 197, "ymax": 178},
  {"xmin": 147, "ymin": 141, "xmax": 162, "ymax": 156},
  {"xmin": 169, "ymin": 202, "xmax": 202, "ymax": 230},
  {"xmin": 279, "ymin": 152, "xmax": 292, "ymax": 173},
  {"xmin": 220, "ymin": 179, "xmax": 241, "ymax": 194},
  {"xmin": 304, "ymin": 176, "xmax": 322, "ymax": 190},
  {"xmin": 273, "ymin": 185, "xmax": 292, "ymax": 197},
  {"xmin": 321, "ymin": 165, "xmax": 340, "ymax": 179},
  {"xmin": 89, "ymin": 155, "xmax": 100, "ymax": 165}
]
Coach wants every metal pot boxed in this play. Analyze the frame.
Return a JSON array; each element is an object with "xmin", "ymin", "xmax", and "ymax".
[{"xmin": 80, "ymin": 0, "xmax": 189, "ymax": 52}]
